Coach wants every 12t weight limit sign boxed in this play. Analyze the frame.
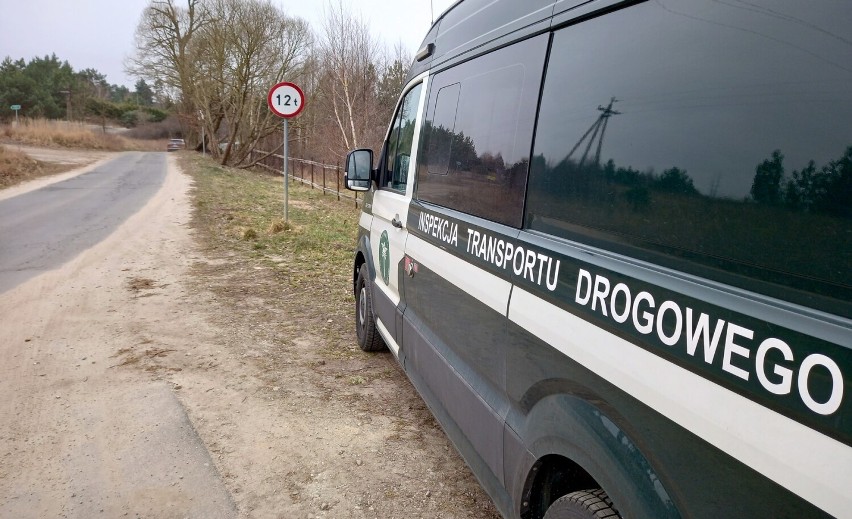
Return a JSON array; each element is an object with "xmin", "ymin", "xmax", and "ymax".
[
  {"xmin": 268, "ymin": 81, "xmax": 305, "ymax": 224},
  {"xmin": 267, "ymin": 82, "xmax": 305, "ymax": 118}
]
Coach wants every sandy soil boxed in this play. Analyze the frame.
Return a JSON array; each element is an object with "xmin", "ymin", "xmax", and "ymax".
[
  {"xmin": 0, "ymin": 154, "xmax": 500, "ymax": 518},
  {"xmin": 4, "ymin": 144, "xmax": 112, "ymax": 165}
]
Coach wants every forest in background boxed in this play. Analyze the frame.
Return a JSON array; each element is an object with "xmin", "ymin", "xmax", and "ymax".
[{"xmin": 0, "ymin": 55, "xmax": 170, "ymax": 131}]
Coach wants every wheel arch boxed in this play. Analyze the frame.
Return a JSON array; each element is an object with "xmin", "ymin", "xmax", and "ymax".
[
  {"xmin": 352, "ymin": 234, "xmax": 375, "ymax": 296},
  {"xmin": 514, "ymin": 390, "xmax": 682, "ymax": 519}
]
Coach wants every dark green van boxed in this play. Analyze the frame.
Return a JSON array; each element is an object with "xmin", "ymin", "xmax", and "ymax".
[{"xmin": 345, "ymin": 1, "xmax": 851, "ymax": 517}]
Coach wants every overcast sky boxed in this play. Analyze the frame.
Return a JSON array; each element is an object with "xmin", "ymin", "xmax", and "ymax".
[{"xmin": 0, "ymin": 0, "xmax": 457, "ymax": 88}]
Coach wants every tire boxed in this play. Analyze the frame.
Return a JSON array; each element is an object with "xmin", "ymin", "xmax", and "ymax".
[
  {"xmin": 355, "ymin": 263, "xmax": 385, "ymax": 352},
  {"xmin": 543, "ymin": 489, "xmax": 620, "ymax": 519}
]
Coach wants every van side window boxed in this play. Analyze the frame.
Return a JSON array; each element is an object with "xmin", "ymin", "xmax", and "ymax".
[
  {"xmin": 425, "ymin": 83, "xmax": 460, "ymax": 177},
  {"xmin": 416, "ymin": 34, "xmax": 548, "ymax": 227},
  {"xmin": 382, "ymin": 83, "xmax": 423, "ymax": 192},
  {"xmin": 525, "ymin": 2, "xmax": 852, "ymax": 317}
]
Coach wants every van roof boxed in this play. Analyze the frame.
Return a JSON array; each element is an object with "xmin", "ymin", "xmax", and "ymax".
[{"xmin": 407, "ymin": 0, "xmax": 629, "ymax": 83}]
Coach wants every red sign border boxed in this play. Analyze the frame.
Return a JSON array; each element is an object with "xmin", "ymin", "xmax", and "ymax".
[{"xmin": 267, "ymin": 82, "xmax": 305, "ymax": 119}]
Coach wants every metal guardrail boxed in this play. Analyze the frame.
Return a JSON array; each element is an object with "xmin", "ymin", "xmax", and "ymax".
[{"xmin": 250, "ymin": 149, "xmax": 361, "ymax": 207}]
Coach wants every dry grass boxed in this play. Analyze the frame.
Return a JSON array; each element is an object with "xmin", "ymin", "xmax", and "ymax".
[{"xmin": 1, "ymin": 119, "xmax": 162, "ymax": 151}]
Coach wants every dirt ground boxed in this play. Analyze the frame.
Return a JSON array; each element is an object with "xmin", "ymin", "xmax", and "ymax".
[
  {"xmin": 1, "ymin": 144, "xmax": 112, "ymax": 166},
  {"xmin": 0, "ymin": 151, "xmax": 501, "ymax": 518}
]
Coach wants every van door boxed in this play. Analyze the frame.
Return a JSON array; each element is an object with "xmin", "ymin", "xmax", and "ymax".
[
  {"xmin": 367, "ymin": 81, "xmax": 425, "ymax": 354},
  {"xmin": 401, "ymin": 34, "xmax": 549, "ymax": 494}
]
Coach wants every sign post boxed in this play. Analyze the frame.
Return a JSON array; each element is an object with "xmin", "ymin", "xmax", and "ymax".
[
  {"xmin": 10, "ymin": 104, "xmax": 21, "ymax": 125},
  {"xmin": 267, "ymin": 82, "xmax": 306, "ymax": 224},
  {"xmin": 198, "ymin": 110, "xmax": 205, "ymax": 156}
]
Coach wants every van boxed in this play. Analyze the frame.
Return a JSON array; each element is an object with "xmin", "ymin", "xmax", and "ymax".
[{"xmin": 344, "ymin": 1, "xmax": 851, "ymax": 517}]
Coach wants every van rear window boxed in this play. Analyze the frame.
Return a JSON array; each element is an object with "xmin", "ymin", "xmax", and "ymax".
[{"xmin": 525, "ymin": 1, "xmax": 852, "ymax": 317}]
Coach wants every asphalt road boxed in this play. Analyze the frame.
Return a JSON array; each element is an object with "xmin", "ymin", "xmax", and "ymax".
[{"xmin": 0, "ymin": 152, "xmax": 167, "ymax": 294}]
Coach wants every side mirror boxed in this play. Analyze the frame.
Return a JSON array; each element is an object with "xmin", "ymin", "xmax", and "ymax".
[{"xmin": 344, "ymin": 149, "xmax": 373, "ymax": 191}]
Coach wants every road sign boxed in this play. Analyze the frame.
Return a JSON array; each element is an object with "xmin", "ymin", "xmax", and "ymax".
[
  {"xmin": 267, "ymin": 82, "xmax": 306, "ymax": 224},
  {"xmin": 267, "ymin": 82, "xmax": 305, "ymax": 119},
  {"xmin": 10, "ymin": 105, "xmax": 21, "ymax": 110}
]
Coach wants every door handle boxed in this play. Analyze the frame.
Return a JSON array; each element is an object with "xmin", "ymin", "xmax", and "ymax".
[{"xmin": 391, "ymin": 215, "xmax": 403, "ymax": 228}]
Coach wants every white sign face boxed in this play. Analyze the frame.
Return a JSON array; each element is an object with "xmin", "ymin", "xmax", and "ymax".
[{"xmin": 267, "ymin": 82, "xmax": 305, "ymax": 118}]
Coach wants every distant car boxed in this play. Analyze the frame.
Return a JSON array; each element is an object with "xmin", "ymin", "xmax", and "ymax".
[{"xmin": 167, "ymin": 138, "xmax": 185, "ymax": 152}]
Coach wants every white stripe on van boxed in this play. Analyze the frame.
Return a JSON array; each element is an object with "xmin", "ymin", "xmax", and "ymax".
[
  {"xmin": 406, "ymin": 234, "xmax": 511, "ymax": 316},
  {"xmin": 359, "ymin": 210, "xmax": 372, "ymax": 232},
  {"xmin": 508, "ymin": 286, "xmax": 851, "ymax": 519}
]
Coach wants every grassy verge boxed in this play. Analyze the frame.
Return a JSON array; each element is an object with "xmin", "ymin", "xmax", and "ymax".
[
  {"xmin": 182, "ymin": 153, "xmax": 361, "ymax": 353},
  {"xmin": 186, "ymin": 153, "xmax": 358, "ymax": 278}
]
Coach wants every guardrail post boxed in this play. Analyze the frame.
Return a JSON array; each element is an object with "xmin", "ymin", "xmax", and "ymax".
[
  {"xmin": 310, "ymin": 160, "xmax": 315, "ymax": 189},
  {"xmin": 336, "ymin": 161, "xmax": 340, "ymax": 201}
]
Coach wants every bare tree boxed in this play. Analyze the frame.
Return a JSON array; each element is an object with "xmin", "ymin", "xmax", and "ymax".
[
  {"xmin": 128, "ymin": 0, "xmax": 409, "ymax": 167},
  {"xmin": 129, "ymin": 0, "xmax": 310, "ymax": 166},
  {"xmin": 190, "ymin": 0, "xmax": 311, "ymax": 166},
  {"xmin": 126, "ymin": 0, "xmax": 209, "ymax": 106},
  {"xmin": 317, "ymin": 0, "xmax": 384, "ymax": 156}
]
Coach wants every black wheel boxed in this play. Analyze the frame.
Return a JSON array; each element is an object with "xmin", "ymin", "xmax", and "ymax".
[
  {"xmin": 355, "ymin": 263, "xmax": 385, "ymax": 352},
  {"xmin": 543, "ymin": 489, "xmax": 620, "ymax": 519}
]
